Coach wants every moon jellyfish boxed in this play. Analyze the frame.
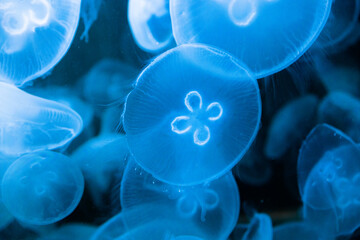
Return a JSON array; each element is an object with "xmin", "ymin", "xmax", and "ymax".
[
  {"xmin": 231, "ymin": 213, "xmax": 272, "ymax": 240},
  {"xmin": 101, "ymin": 105, "xmax": 124, "ymax": 134},
  {"xmin": 123, "ymin": 44, "xmax": 261, "ymax": 185},
  {"xmin": 317, "ymin": 91, "xmax": 360, "ymax": 142},
  {"xmin": 1, "ymin": 151, "xmax": 84, "ymax": 225},
  {"xmin": 264, "ymin": 95, "xmax": 319, "ymax": 159},
  {"xmin": 128, "ymin": 0, "xmax": 174, "ymax": 53},
  {"xmin": 0, "ymin": 155, "xmax": 13, "ymax": 231},
  {"xmin": 80, "ymin": 0, "xmax": 102, "ymax": 42},
  {"xmin": 71, "ymin": 134, "xmax": 129, "ymax": 206},
  {"xmin": 0, "ymin": 0, "xmax": 81, "ymax": 86},
  {"xmin": 298, "ymin": 124, "xmax": 360, "ymax": 236},
  {"xmin": 273, "ymin": 222, "xmax": 323, "ymax": 240},
  {"xmin": 79, "ymin": 59, "xmax": 138, "ymax": 107},
  {"xmin": 170, "ymin": 0, "xmax": 332, "ymax": 78},
  {"xmin": 0, "ymin": 82, "xmax": 83, "ymax": 156},
  {"xmin": 315, "ymin": 0, "xmax": 360, "ymax": 51},
  {"xmin": 37, "ymin": 223, "xmax": 97, "ymax": 240},
  {"xmin": 120, "ymin": 159, "xmax": 240, "ymax": 240}
]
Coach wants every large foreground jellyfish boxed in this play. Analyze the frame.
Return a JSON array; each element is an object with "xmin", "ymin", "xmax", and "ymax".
[
  {"xmin": 123, "ymin": 44, "xmax": 261, "ymax": 185},
  {"xmin": 71, "ymin": 134, "xmax": 129, "ymax": 206},
  {"xmin": 119, "ymin": 159, "xmax": 239, "ymax": 240},
  {"xmin": 317, "ymin": 91, "xmax": 360, "ymax": 142},
  {"xmin": 1, "ymin": 151, "xmax": 84, "ymax": 225},
  {"xmin": 0, "ymin": 82, "xmax": 83, "ymax": 156},
  {"xmin": 264, "ymin": 95, "xmax": 319, "ymax": 159},
  {"xmin": 298, "ymin": 124, "xmax": 360, "ymax": 236},
  {"xmin": 79, "ymin": 59, "xmax": 138, "ymax": 107},
  {"xmin": 314, "ymin": 0, "xmax": 360, "ymax": 51},
  {"xmin": 128, "ymin": 0, "xmax": 174, "ymax": 52},
  {"xmin": 0, "ymin": 0, "xmax": 81, "ymax": 86},
  {"xmin": 170, "ymin": 0, "xmax": 332, "ymax": 78}
]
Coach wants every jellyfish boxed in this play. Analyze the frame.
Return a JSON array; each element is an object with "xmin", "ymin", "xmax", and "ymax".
[
  {"xmin": 1, "ymin": 151, "xmax": 84, "ymax": 225},
  {"xmin": 317, "ymin": 91, "xmax": 360, "ymax": 142},
  {"xmin": 71, "ymin": 134, "xmax": 129, "ymax": 207},
  {"xmin": 298, "ymin": 124, "xmax": 360, "ymax": 236},
  {"xmin": 37, "ymin": 223, "xmax": 97, "ymax": 240},
  {"xmin": 128, "ymin": 0, "xmax": 174, "ymax": 53},
  {"xmin": 170, "ymin": 0, "xmax": 332, "ymax": 78},
  {"xmin": 273, "ymin": 222, "xmax": 324, "ymax": 240},
  {"xmin": 0, "ymin": 155, "xmax": 14, "ymax": 231},
  {"xmin": 314, "ymin": 0, "xmax": 360, "ymax": 52},
  {"xmin": 264, "ymin": 95, "xmax": 319, "ymax": 159},
  {"xmin": 231, "ymin": 213, "xmax": 272, "ymax": 240},
  {"xmin": 100, "ymin": 105, "xmax": 124, "ymax": 134},
  {"xmin": 79, "ymin": 59, "xmax": 138, "ymax": 108},
  {"xmin": 80, "ymin": 0, "xmax": 102, "ymax": 42},
  {"xmin": 0, "ymin": 82, "xmax": 83, "ymax": 156},
  {"xmin": 0, "ymin": 0, "xmax": 81, "ymax": 86},
  {"xmin": 123, "ymin": 44, "xmax": 261, "ymax": 185},
  {"xmin": 119, "ymin": 159, "xmax": 239, "ymax": 240}
]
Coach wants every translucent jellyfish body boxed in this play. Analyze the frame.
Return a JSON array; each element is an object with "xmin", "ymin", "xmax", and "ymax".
[
  {"xmin": 0, "ymin": 155, "xmax": 13, "ymax": 231},
  {"xmin": 273, "ymin": 222, "xmax": 323, "ymax": 240},
  {"xmin": 71, "ymin": 134, "xmax": 129, "ymax": 206},
  {"xmin": 0, "ymin": 0, "xmax": 81, "ymax": 86},
  {"xmin": 123, "ymin": 44, "xmax": 261, "ymax": 185},
  {"xmin": 315, "ymin": 0, "xmax": 360, "ymax": 51},
  {"xmin": 298, "ymin": 124, "xmax": 360, "ymax": 236},
  {"xmin": 80, "ymin": 0, "xmax": 102, "ymax": 42},
  {"xmin": 37, "ymin": 223, "xmax": 97, "ymax": 240},
  {"xmin": 128, "ymin": 0, "xmax": 174, "ymax": 52},
  {"xmin": 120, "ymin": 159, "xmax": 240, "ymax": 240},
  {"xmin": 80, "ymin": 59, "xmax": 138, "ymax": 107},
  {"xmin": 1, "ymin": 151, "xmax": 84, "ymax": 225},
  {"xmin": 231, "ymin": 213, "xmax": 272, "ymax": 240},
  {"xmin": 264, "ymin": 95, "xmax": 319, "ymax": 159},
  {"xmin": 170, "ymin": 0, "xmax": 332, "ymax": 78},
  {"xmin": 317, "ymin": 91, "xmax": 360, "ymax": 142},
  {"xmin": 0, "ymin": 82, "xmax": 83, "ymax": 156}
]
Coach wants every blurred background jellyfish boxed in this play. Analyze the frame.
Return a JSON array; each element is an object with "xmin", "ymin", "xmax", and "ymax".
[
  {"xmin": 298, "ymin": 124, "xmax": 360, "ymax": 236},
  {"xmin": 317, "ymin": 91, "xmax": 360, "ymax": 142},
  {"xmin": 170, "ymin": 0, "xmax": 332, "ymax": 78},
  {"xmin": 314, "ymin": 0, "xmax": 360, "ymax": 52},
  {"xmin": 71, "ymin": 134, "xmax": 129, "ymax": 207},
  {"xmin": 123, "ymin": 44, "xmax": 261, "ymax": 185},
  {"xmin": 273, "ymin": 222, "xmax": 323, "ymax": 240},
  {"xmin": 231, "ymin": 213, "xmax": 272, "ymax": 240},
  {"xmin": 0, "ymin": 0, "xmax": 81, "ymax": 86},
  {"xmin": 80, "ymin": 0, "xmax": 102, "ymax": 42},
  {"xmin": 36, "ymin": 223, "xmax": 97, "ymax": 240},
  {"xmin": 128, "ymin": 0, "xmax": 174, "ymax": 53},
  {"xmin": 119, "ymin": 159, "xmax": 240, "ymax": 240},
  {"xmin": 264, "ymin": 95, "xmax": 319, "ymax": 160},
  {"xmin": 0, "ymin": 82, "xmax": 83, "ymax": 156},
  {"xmin": 78, "ymin": 58, "xmax": 139, "ymax": 110},
  {"xmin": 1, "ymin": 151, "xmax": 84, "ymax": 225}
]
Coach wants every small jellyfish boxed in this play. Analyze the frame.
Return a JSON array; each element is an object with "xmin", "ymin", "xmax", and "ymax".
[
  {"xmin": 231, "ymin": 213, "xmax": 272, "ymax": 240},
  {"xmin": 264, "ymin": 95, "xmax": 319, "ymax": 159},
  {"xmin": 0, "ymin": 82, "xmax": 83, "ymax": 156},
  {"xmin": 298, "ymin": 124, "xmax": 360, "ymax": 236},
  {"xmin": 79, "ymin": 59, "xmax": 138, "ymax": 108},
  {"xmin": 128, "ymin": 0, "xmax": 174, "ymax": 53},
  {"xmin": 317, "ymin": 91, "xmax": 360, "ymax": 142},
  {"xmin": 170, "ymin": 0, "xmax": 332, "ymax": 78},
  {"xmin": 71, "ymin": 134, "xmax": 129, "ymax": 207},
  {"xmin": 119, "ymin": 159, "xmax": 239, "ymax": 239},
  {"xmin": 0, "ymin": 0, "xmax": 81, "ymax": 86},
  {"xmin": 123, "ymin": 44, "xmax": 261, "ymax": 185},
  {"xmin": 80, "ymin": 0, "xmax": 102, "ymax": 42},
  {"xmin": 273, "ymin": 222, "xmax": 323, "ymax": 240},
  {"xmin": 1, "ymin": 151, "xmax": 84, "ymax": 225},
  {"xmin": 314, "ymin": 0, "xmax": 360, "ymax": 52}
]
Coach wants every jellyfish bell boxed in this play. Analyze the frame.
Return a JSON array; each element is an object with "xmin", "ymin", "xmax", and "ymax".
[
  {"xmin": 1, "ymin": 151, "xmax": 84, "ymax": 225},
  {"xmin": 0, "ymin": 0, "xmax": 81, "ymax": 86},
  {"xmin": 120, "ymin": 159, "xmax": 239, "ymax": 240},
  {"xmin": 128, "ymin": 0, "xmax": 174, "ymax": 53},
  {"xmin": 170, "ymin": 0, "xmax": 332, "ymax": 79},
  {"xmin": 123, "ymin": 44, "xmax": 261, "ymax": 186}
]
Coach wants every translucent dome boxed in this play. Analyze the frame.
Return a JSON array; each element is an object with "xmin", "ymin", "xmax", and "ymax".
[
  {"xmin": 1, "ymin": 151, "xmax": 84, "ymax": 225},
  {"xmin": 123, "ymin": 44, "xmax": 261, "ymax": 185},
  {"xmin": 0, "ymin": 0, "xmax": 81, "ymax": 86},
  {"xmin": 170, "ymin": 0, "xmax": 332, "ymax": 78},
  {"xmin": 0, "ymin": 82, "xmax": 83, "ymax": 156},
  {"xmin": 128, "ymin": 0, "xmax": 174, "ymax": 52},
  {"xmin": 119, "ymin": 159, "xmax": 239, "ymax": 240}
]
